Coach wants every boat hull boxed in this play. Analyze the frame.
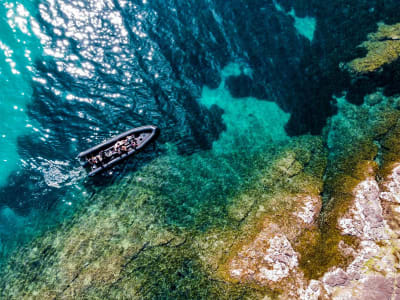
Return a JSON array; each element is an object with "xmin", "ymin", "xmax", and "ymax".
[{"xmin": 78, "ymin": 125, "xmax": 159, "ymax": 176}]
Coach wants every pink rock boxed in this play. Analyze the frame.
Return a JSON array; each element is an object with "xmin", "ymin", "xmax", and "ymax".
[
  {"xmin": 363, "ymin": 208, "xmax": 383, "ymax": 227},
  {"xmin": 324, "ymin": 269, "xmax": 348, "ymax": 287},
  {"xmin": 275, "ymin": 254, "xmax": 291, "ymax": 264},
  {"xmin": 348, "ymin": 270, "xmax": 361, "ymax": 281},
  {"xmin": 394, "ymin": 276, "xmax": 400, "ymax": 298},
  {"xmin": 360, "ymin": 276, "xmax": 394, "ymax": 300},
  {"xmin": 364, "ymin": 186, "xmax": 380, "ymax": 202}
]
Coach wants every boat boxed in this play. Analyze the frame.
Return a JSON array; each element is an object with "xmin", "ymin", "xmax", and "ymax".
[{"xmin": 78, "ymin": 125, "xmax": 160, "ymax": 176}]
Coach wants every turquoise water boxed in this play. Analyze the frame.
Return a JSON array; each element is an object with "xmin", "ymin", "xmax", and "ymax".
[
  {"xmin": 199, "ymin": 63, "xmax": 289, "ymax": 153},
  {"xmin": 0, "ymin": 0, "xmax": 89, "ymax": 260},
  {"xmin": 0, "ymin": 1, "xmax": 41, "ymax": 186},
  {"xmin": 0, "ymin": 0, "xmax": 400, "ymax": 298},
  {"xmin": 273, "ymin": 0, "xmax": 316, "ymax": 41}
]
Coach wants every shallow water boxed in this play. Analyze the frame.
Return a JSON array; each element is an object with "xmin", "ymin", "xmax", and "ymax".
[{"xmin": 1, "ymin": 0, "xmax": 400, "ymax": 296}]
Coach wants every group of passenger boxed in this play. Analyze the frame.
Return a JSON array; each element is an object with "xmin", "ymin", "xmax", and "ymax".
[
  {"xmin": 114, "ymin": 136, "xmax": 137, "ymax": 154},
  {"xmin": 88, "ymin": 135, "xmax": 138, "ymax": 168}
]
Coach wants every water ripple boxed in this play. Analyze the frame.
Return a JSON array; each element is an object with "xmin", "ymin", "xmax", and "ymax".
[{"xmin": 1, "ymin": 0, "xmax": 225, "ymax": 215}]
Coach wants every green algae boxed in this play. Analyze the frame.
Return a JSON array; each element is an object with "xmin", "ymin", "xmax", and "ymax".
[
  {"xmin": 0, "ymin": 63, "xmax": 297, "ymax": 299},
  {"xmin": 223, "ymin": 135, "xmax": 325, "ymax": 227},
  {"xmin": 297, "ymin": 92, "xmax": 400, "ymax": 280},
  {"xmin": 3, "ymin": 63, "xmax": 400, "ymax": 299},
  {"xmin": 346, "ymin": 22, "xmax": 400, "ymax": 74},
  {"xmin": 0, "ymin": 140, "xmax": 302, "ymax": 299},
  {"xmin": 106, "ymin": 242, "xmax": 277, "ymax": 300},
  {"xmin": 206, "ymin": 135, "xmax": 327, "ymax": 290},
  {"xmin": 1, "ymin": 175, "xmax": 187, "ymax": 298}
]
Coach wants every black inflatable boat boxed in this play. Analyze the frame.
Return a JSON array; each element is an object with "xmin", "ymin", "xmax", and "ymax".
[{"xmin": 78, "ymin": 125, "xmax": 160, "ymax": 176}]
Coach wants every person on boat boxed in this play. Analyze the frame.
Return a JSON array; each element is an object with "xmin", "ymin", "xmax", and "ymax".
[
  {"xmin": 99, "ymin": 150, "xmax": 105, "ymax": 159},
  {"xmin": 105, "ymin": 149, "xmax": 113, "ymax": 158},
  {"xmin": 114, "ymin": 141, "xmax": 122, "ymax": 153},
  {"xmin": 91, "ymin": 156, "xmax": 99, "ymax": 168},
  {"xmin": 121, "ymin": 145, "xmax": 128, "ymax": 152},
  {"xmin": 130, "ymin": 139, "xmax": 137, "ymax": 149}
]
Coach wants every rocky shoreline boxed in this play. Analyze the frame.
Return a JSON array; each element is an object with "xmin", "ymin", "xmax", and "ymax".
[{"xmin": 219, "ymin": 163, "xmax": 400, "ymax": 299}]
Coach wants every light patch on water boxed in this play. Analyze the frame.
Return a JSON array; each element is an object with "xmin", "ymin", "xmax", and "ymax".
[
  {"xmin": 32, "ymin": 158, "xmax": 86, "ymax": 188},
  {"xmin": 0, "ymin": 41, "xmax": 20, "ymax": 74},
  {"xmin": 220, "ymin": 61, "xmax": 253, "ymax": 78},
  {"xmin": 273, "ymin": 0, "xmax": 316, "ymax": 42},
  {"xmin": 4, "ymin": 2, "xmax": 31, "ymax": 36},
  {"xmin": 199, "ymin": 63, "xmax": 290, "ymax": 154},
  {"xmin": 288, "ymin": 9, "xmax": 316, "ymax": 42},
  {"xmin": 272, "ymin": 0, "xmax": 284, "ymax": 13},
  {"xmin": 37, "ymin": 0, "xmax": 130, "ymax": 79},
  {"xmin": 41, "ymin": 160, "xmax": 71, "ymax": 188}
]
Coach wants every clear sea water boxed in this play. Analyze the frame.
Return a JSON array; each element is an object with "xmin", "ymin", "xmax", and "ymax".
[
  {"xmin": 0, "ymin": 0, "xmax": 309, "ymax": 259},
  {"xmin": 0, "ymin": 1, "xmax": 38, "ymax": 185},
  {"xmin": 0, "ymin": 1, "xmax": 398, "ymax": 292}
]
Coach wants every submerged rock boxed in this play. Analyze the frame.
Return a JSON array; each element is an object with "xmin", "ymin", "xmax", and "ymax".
[
  {"xmin": 338, "ymin": 178, "xmax": 387, "ymax": 241},
  {"xmin": 312, "ymin": 168, "xmax": 400, "ymax": 300},
  {"xmin": 209, "ymin": 91, "xmax": 400, "ymax": 299},
  {"xmin": 5, "ymin": 100, "xmax": 400, "ymax": 299},
  {"xmin": 229, "ymin": 231, "xmax": 299, "ymax": 283},
  {"xmin": 3, "ymin": 57, "xmax": 400, "ymax": 299},
  {"xmin": 346, "ymin": 22, "xmax": 400, "ymax": 74},
  {"xmin": 0, "ymin": 135, "xmax": 326, "ymax": 299},
  {"xmin": 217, "ymin": 159, "xmax": 400, "ymax": 299},
  {"xmin": 3, "ymin": 1, "xmax": 400, "ymax": 299},
  {"xmin": 380, "ymin": 164, "xmax": 400, "ymax": 204}
]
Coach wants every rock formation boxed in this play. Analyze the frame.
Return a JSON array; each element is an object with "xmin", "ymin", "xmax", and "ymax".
[{"xmin": 346, "ymin": 23, "xmax": 400, "ymax": 74}]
